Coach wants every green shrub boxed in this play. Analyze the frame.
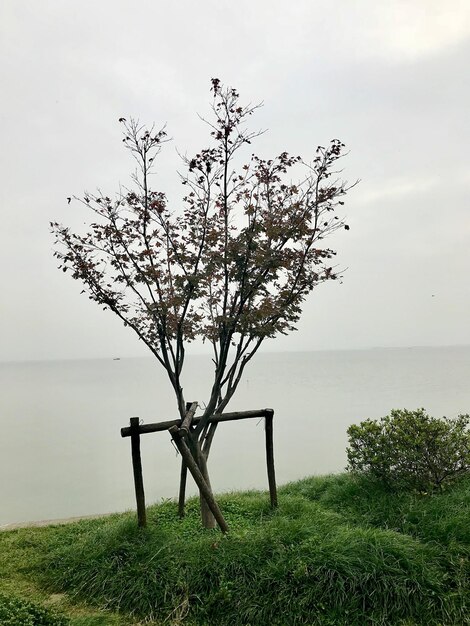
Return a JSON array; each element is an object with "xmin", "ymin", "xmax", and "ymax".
[
  {"xmin": 0, "ymin": 592, "xmax": 68, "ymax": 626},
  {"xmin": 346, "ymin": 408, "xmax": 470, "ymax": 491}
]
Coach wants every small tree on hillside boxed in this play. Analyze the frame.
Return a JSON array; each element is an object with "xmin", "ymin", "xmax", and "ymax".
[{"xmin": 51, "ymin": 79, "xmax": 354, "ymax": 528}]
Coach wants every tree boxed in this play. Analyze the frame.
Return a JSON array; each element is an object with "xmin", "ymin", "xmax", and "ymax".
[{"xmin": 51, "ymin": 79, "xmax": 354, "ymax": 528}]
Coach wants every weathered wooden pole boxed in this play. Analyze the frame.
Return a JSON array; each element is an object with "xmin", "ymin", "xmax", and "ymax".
[
  {"xmin": 179, "ymin": 401, "xmax": 198, "ymax": 437},
  {"xmin": 178, "ymin": 461, "xmax": 188, "ymax": 519},
  {"xmin": 130, "ymin": 417, "xmax": 147, "ymax": 527},
  {"xmin": 265, "ymin": 409, "xmax": 278, "ymax": 508},
  {"xmin": 121, "ymin": 409, "xmax": 271, "ymax": 438},
  {"xmin": 177, "ymin": 402, "xmax": 197, "ymax": 518},
  {"xmin": 169, "ymin": 425, "xmax": 229, "ymax": 533}
]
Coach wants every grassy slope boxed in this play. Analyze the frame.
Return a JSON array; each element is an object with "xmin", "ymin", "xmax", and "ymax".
[
  {"xmin": 0, "ymin": 513, "xmax": 143, "ymax": 626},
  {"xmin": 0, "ymin": 474, "xmax": 468, "ymax": 626}
]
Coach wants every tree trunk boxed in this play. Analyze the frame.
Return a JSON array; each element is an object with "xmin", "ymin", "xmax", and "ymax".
[
  {"xmin": 176, "ymin": 404, "xmax": 220, "ymax": 530},
  {"xmin": 169, "ymin": 426, "xmax": 227, "ymax": 532},
  {"xmin": 196, "ymin": 445, "xmax": 216, "ymax": 529}
]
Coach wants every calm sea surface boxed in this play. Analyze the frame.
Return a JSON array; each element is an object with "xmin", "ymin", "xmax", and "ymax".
[{"xmin": 1, "ymin": 346, "xmax": 470, "ymax": 526}]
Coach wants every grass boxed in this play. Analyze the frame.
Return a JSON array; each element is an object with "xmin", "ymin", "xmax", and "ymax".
[{"xmin": 1, "ymin": 474, "xmax": 468, "ymax": 625}]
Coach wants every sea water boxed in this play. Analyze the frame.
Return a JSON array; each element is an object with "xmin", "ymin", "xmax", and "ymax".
[{"xmin": 1, "ymin": 346, "xmax": 470, "ymax": 526}]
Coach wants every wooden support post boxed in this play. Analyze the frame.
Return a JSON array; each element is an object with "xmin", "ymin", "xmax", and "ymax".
[
  {"xmin": 177, "ymin": 402, "xmax": 196, "ymax": 518},
  {"xmin": 169, "ymin": 426, "xmax": 229, "ymax": 533},
  {"xmin": 179, "ymin": 401, "xmax": 198, "ymax": 437},
  {"xmin": 178, "ymin": 461, "xmax": 187, "ymax": 519},
  {"xmin": 265, "ymin": 409, "xmax": 278, "ymax": 508},
  {"xmin": 130, "ymin": 417, "xmax": 147, "ymax": 527}
]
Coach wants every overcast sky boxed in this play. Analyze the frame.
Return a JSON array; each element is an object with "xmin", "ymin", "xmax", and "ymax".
[{"xmin": 1, "ymin": 0, "xmax": 469, "ymax": 362}]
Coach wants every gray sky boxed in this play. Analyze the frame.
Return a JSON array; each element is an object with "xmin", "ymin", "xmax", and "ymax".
[{"xmin": 1, "ymin": 0, "xmax": 469, "ymax": 362}]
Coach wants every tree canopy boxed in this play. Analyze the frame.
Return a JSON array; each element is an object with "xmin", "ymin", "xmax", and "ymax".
[{"xmin": 52, "ymin": 78, "xmax": 353, "ymax": 423}]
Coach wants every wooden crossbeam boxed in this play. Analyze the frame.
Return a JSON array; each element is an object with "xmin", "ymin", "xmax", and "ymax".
[{"xmin": 121, "ymin": 408, "xmax": 271, "ymax": 438}]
